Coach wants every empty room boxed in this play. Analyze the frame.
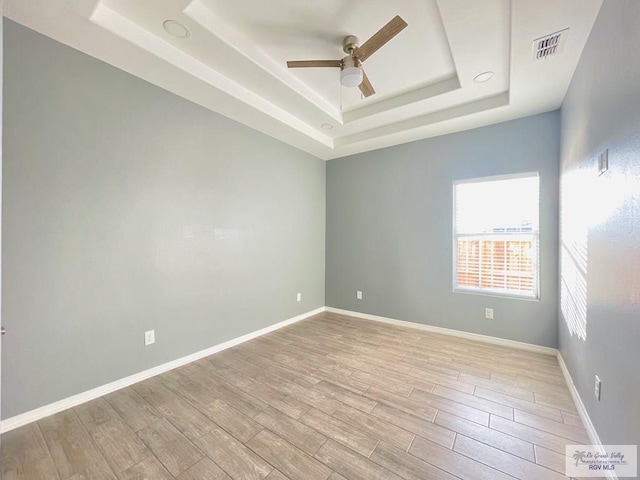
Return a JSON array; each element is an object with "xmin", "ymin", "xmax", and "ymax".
[{"xmin": 1, "ymin": 0, "xmax": 639, "ymax": 479}]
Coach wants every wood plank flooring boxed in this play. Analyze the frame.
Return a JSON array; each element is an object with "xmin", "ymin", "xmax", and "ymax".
[{"xmin": 1, "ymin": 312, "xmax": 598, "ymax": 480}]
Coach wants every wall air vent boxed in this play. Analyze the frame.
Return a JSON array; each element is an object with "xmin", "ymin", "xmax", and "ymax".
[{"xmin": 532, "ymin": 28, "xmax": 569, "ymax": 60}]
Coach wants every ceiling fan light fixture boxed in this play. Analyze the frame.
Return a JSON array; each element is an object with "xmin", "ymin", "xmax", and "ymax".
[
  {"xmin": 340, "ymin": 66, "xmax": 363, "ymax": 88},
  {"xmin": 340, "ymin": 55, "xmax": 363, "ymax": 87}
]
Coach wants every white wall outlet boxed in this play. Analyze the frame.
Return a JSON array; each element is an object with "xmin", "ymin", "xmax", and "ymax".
[
  {"xmin": 485, "ymin": 308, "xmax": 494, "ymax": 319},
  {"xmin": 296, "ymin": 292, "xmax": 302, "ymax": 302},
  {"xmin": 595, "ymin": 375, "xmax": 601, "ymax": 400},
  {"xmin": 144, "ymin": 330, "xmax": 155, "ymax": 346},
  {"xmin": 356, "ymin": 290, "xmax": 363, "ymax": 300}
]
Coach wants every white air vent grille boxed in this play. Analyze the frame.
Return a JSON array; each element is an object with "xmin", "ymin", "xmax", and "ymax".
[{"xmin": 532, "ymin": 28, "xmax": 569, "ymax": 60}]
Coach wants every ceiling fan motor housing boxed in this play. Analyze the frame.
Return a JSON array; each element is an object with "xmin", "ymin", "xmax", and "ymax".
[{"xmin": 342, "ymin": 35, "xmax": 360, "ymax": 54}]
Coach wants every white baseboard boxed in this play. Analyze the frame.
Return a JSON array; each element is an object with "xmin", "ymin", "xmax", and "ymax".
[
  {"xmin": 557, "ymin": 352, "xmax": 616, "ymax": 479},
  {"xmin": 0, "ymin": 306, "xmax": 325, "ymax": 433},
  {"xmin": 325, "ymin": 307, "xmax": 557, "ymax": 356}
]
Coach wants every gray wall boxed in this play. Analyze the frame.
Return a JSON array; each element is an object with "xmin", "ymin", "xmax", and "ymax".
[
  {"xmin": 326, "ymin": 111, "xmax": 560, "ymax": 347},
  {"xmin": 0, "ymin": 1, "xmax": 4, "ymax": 427},
  {"xmin": 559, "ymin": 1, "xmax": 640, "ymax": 445},
  {"xmin": 2, "ymin": 20, "xmax": 325, "ymax": 419}
]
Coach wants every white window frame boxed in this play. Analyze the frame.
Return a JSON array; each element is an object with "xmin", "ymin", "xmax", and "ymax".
[{"xmin": 453, "ymin": 172, "xmax": 540, "ymax": 300}]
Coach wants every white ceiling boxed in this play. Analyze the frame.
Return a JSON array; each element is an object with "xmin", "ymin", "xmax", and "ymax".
[{"xmin": 5, "ymin": 0, "xmax": 603, "ymax": 160}]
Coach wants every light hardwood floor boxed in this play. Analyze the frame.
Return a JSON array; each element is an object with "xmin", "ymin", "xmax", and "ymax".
[{"xmin": 1, "ymin": 312, "xmax": 599, "ymax": 480}]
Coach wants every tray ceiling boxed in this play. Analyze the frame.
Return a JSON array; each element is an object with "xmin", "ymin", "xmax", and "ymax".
[{"xmin": 5, "ymin": 0, "xmax": 603, "ymax": 160}]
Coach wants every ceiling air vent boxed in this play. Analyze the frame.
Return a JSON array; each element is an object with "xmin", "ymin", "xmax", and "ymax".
[{"xmin": 532, "ymin": 28, "xmax": 569, "ymax": 60}]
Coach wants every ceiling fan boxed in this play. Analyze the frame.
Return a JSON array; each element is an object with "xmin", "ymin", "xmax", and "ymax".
[{"xmin": 286, "ymin": 15, "xmax": 408, "ymax": 98}]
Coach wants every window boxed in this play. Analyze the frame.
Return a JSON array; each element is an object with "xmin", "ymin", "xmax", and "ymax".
[{"xmin": 454, "ymin": 173, "xmax": 540, "ymax": 299}]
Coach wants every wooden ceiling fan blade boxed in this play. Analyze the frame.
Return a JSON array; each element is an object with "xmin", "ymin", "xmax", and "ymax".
[
  {"xmin": 287, "ymin": 60, "xmax": 342, "ymax": 68},
  {"xmin": 355, "ymin": 15, "xmax": 408, "ymax": 62},
  {"xmin": 358, "ymin": 70, "xmax": 375, "ymax": 97}
]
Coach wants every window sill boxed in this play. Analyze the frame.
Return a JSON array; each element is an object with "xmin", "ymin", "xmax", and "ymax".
[{"xmin": 453, "ymin": 287, "xmax": 540, "ymax": 302}]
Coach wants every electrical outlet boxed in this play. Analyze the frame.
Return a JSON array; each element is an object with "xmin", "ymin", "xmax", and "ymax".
[
  {"xmin": 296, "ymin": 292, "xmax": 302, "ymax": 302},
  {"xmin": 485, "ymin": 308, "xmax": 494, "ymax": 319},
  {"xmin": 595, "ymin": 375, "xmax": 601, "ymax": 400},
  {"xmin": 356, "ymin": 290, "xmax": 363, "ymax": 300},
  {"xmin": 144, "ymin": 330, "xmax": 155, "ymax": 346}
]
